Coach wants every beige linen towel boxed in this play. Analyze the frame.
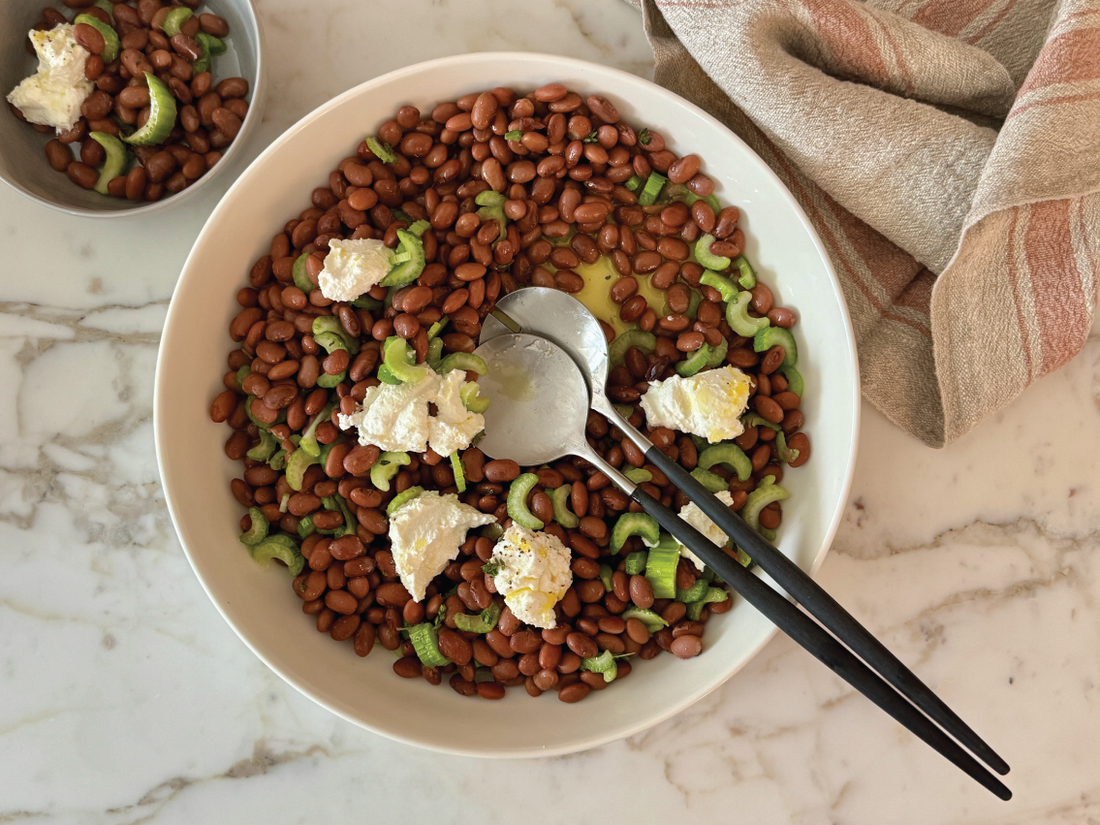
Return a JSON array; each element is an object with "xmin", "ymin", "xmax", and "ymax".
[{"xmin": 630, "ymin": 0, "xmax": 1100, "ymax": 446}]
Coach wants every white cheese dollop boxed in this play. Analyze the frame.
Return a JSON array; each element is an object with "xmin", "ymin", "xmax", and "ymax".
[
  {"xmin": 317, "ymin": 238, "xmax": 393, "ymax": 302},
  {"xmin": 7, "ymin": 25, "xmax": 93, "ymax": 133},
  {"xmin": 677, "ymin": 491, "xmax": 734, "ymax": 571},
  {"xmin": 387, "ymin": 491, "xmax": 496, "ymax": 601},
  {"xmin": 338, "ymin": 371, "xmax": 486, "ymax": 455},
  {"xmin": 488, "ymin": 523, "xmax": 573, "ymax": 629},
  {"xmin": 640, "ymin": 365, "xmax": 752, "ymax": 444},
  {"xmin": 428, "ymin": 370, "xmax": 486, "ymax": 457},
  {"xmin": 338, "ymin": 371, "xmax": 439, "ymax": 453}
]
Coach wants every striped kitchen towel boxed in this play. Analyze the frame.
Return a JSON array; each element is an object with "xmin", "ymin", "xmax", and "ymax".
[{"xmin": 631, "ymin": 0, "xmax": 1100, "ymax": 446}]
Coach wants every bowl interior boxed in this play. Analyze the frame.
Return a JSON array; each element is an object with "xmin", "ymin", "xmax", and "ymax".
[
  {"xmin": 155, "ymin": 52, "xmax": 860, "ymax": 757},
  {"xmin": 0, "ymin": 0, "xmax": 264, "ymax": 216}
]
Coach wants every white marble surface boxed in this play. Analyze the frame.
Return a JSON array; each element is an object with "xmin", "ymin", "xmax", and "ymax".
[{"xmin": 2, "ymin": 0, "xmax": 1099, "ymax": 822}]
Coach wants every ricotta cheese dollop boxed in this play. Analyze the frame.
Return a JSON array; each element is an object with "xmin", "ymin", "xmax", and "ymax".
[
  {"xmin": 317, "ymin": 238, "xmax": 393, "ymax": 302},
  {"xmin": 639, "ymin": 365, "xmax": 752, "ymax": 444},
  {"xmin": 677, "ymin": 490, "xmax": 734, "ymax": 572},
  {"xmin": 387, "ymin": 491, "xmax": 496, "ymax": 601},
  {"xmin": 7, "ymin": 25, "xmax": 93, "ymax": 133},
  {"xmin": 488, "ymin": 523, "xmax": 573, "ymax": 629},
  {"xmin": 337, "ymin": 371, "xmax": 486, "ymax": 455}
]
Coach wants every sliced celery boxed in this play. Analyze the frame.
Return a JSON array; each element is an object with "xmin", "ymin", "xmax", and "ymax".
[
  {"xmin": 506, "ymin": 473, "xmax": 543, "ymax": 530},
  {"xmin": 698, "ymin": 443, "xmax": 752, "ymax": 482},
  {"xmin": 239, "ymin": 507, "xmax": 269, "ymax": 546},
  {"xmin": 742, "ymin": 477, "xmax": 790, "ymax": 532},
  {"xmin": 450, "ymin": 452, "xmax": 466, "ymax": 493},
  {"xmin": 686, "ymin": 587, "xmax": 731, "ymax": 621},
  {"xmin": 370, "ymin": 451, "xmax": 410, "ymax": 492},
  {"xmin": 549, "ymin": 485, "xmax": 579, "ymax": 529},
  {"xmin": 611, "ymin": 512, "xmax": 659, "ymax": 553},
  {"xmin": 621, "ymin": 606, "xmax": 667, "ymax": 632},
  {"xmin": 247, "ymin": 428, "xmax": 278, "ymax": 462},
  {"xmin": 365, "ymin": 136, "xmax": 396, "ymax": 164},
  {"xmin": 644, "ymin": 544, "xmax": 680, "ymax": 599},
  {"xmin": 694, "ymin": 233, "xmax": 731, "ymax": 271},
  {"xmin": 623, "ymin": 468, "xmax": 653, "ymax": 484},
  {"xmin": 726, "ymin": 291, "xmax": 770, "ymax": 337},
  {"xmin": 690, "ymin": 468, "xmax": 727, "ymax": 493},
  {"xmin": 250, "ymin": 534, "xmax": 304, "ymax": 576},
  {"xmin": 607, "ymin": 329, "xmax": 656, "ymax": 368},
  {"xmin": 753, "ymin": 326, "xmax": 798, "ymax": 368},
  {"xmin": 408, "ymin": 623, "xmax": 451, "ymax": 666},
  {"xmin": 386, "ymin": 486, "xmax": 425, "ymax": 516},
  {"xmin": 581, "ymin": 649, "xmax": 618, "ymax": 683},
  {"xmin": 623, "ymin": 551, "xmax": 648, "ymax": 576},
  {"xmin": 454, "ymin": 600, "xmax": 502, "ymax": 634},
  {"xmin": 438, "ymin": 352, "xmax": 488, "ymax": 375}
]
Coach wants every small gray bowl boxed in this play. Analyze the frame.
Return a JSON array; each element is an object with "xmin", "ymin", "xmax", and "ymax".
[{"xmin": 0, "ymin": 0, "xmax": 264, "ymax": 217}]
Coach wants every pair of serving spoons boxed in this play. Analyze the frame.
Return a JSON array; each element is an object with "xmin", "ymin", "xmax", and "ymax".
[{"xmin": 472, "ymin": 287, "xmax": 1011, "ymax": 800}]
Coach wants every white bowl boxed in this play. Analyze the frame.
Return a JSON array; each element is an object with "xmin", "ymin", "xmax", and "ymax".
[
  {"xmin": 0, "ymin": 0, "xmax": 265, "ymax": 217},
  {"xmin": 155, "ymin": 52, "xmax": 860, "ymax": 756}
]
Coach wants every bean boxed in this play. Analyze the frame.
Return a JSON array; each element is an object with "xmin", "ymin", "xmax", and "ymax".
[
  {"xmin": 629, "ymin": 574, "xmax": 654, "ymax": 608},
  {"xmin": 670, "ymin": 635, "xmax": 703, "ymax": 659},
  {"xmin": 483, "ymin": 459, "xmax": 520, "ymax": 483}
]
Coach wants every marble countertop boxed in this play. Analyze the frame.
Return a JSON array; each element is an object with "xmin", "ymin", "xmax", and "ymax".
[{"xmin": 3, "ymin": 1, "xmax": 1099, "ymax": 822}]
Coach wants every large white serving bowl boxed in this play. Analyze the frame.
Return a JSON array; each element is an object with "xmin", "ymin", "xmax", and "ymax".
[{"xmin": 155, "ymin": 52, "xmax": 860, "ymax": 757}]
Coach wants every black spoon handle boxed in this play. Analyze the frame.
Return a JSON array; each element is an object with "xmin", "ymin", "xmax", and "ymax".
[
  {"xmin": 630, "ymin": 485, "xmax": 1011, "ymax": 801},
  {"xmin": 643, "ymin": 445, "xmax": 1010, "ymax": 777}
]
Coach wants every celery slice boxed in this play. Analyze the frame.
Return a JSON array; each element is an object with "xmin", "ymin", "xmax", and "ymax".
[
  {"xmin": 296, "ymin": 516, "xmax": 315, "ymax": 539},
  {"xmin": 742, "ymin": 477, "xmax": 790, "ymax": 532},
  {"xmin": 246, "ymin": 428, "xmax": 278, "ymax": 462},
  {"xmin": 726, "ymin": 291, "xmax": 770, "ymax": 337},
  {"xmin": 698, "ymin": 443, "xmax": 752, "ymax": 482},
  {"xmin": 160, "ymin": 7, "xmax": 192, "ymax": 37},
  {"xmin": 621, "ymin": 606, "xmax": 667, "ymax": 632},
  {"xmin": 549, "ymin": 485, "xmax": 579, "ymax": 529},
  {"xmin": 644, "ymin": 544, "xmax": 680, "ymax": 599},
  {"xmin": 599, "ymin": 564, "xmax": 614, "ymax": 594},
  {"xmin": 386, "ymin": 485, "xmax": 425, "ymax": 516},
  {"xmin": 74, "ymin": 14, "xmax": 120, "ymax": 62},
  {"xmin": 779, "ymin": 364, "xmax": 804, "ymax": 398},
  {"xmin": 365, "ymin": 136, "xmax": 396, "ymax": 164},
  {"xmin": 460, "ymin": 382, "xmax": 490, "ymax": 413},
  {"xmin": 438, "ymin": 352, "xmax": 488, "ymax": 375},
  {"xmin": 733, "ymin": 256, "xmax": 756, "ymax": 289},
  {"xmin": 607, "ymin": 329, "xmax": 656, "ymax": 368},
  {"xmin": 382, "ymin": 336, "xmax": 431, "ymax": 383},
  {"xmin": 623, "ymin": 551, "xmax": 648, "ymax": 576},
  {"xmin": 624, "ymin": 174, "xmax": 643, "ymax": 191},
  {"xmin": 380, "ymin": 229, "xmax": 426, "ymax": 287},
  {"xmin": 676, "ymin": 578, "xmax": 708, "ymax": 603},
  {"xmin": 370, "ymin": 451, "xmax": 410, "ymax": 492},
  {"xmin": 292, "ymin": 252, "xmax": 313, "ymax": 292},
  {"xmin": 285, "ymin": 448, "xmax": 319, "ymax": 491},
  {"xmin": 454, "ymin": 600, "xmax": 502, "ymax": 634},
  {"xmin": 638, "ymin": 171, "xmax": 667, "ymax": 207},
  {"xmin": 581, "ymin": 649, "xmax": 618, "ymax": 683},
  {"xmin": 239, "ymin": 507, "xmax": 269, "ymax": 546},
  {"xmin": 694, "ymin": 233, "xmax": 731, "ymax": 271},
  {"xmin": 690, "ymin": 468, "xmax": 727, "ymax": 493},
  {"xmin": 250, "ymin": 534, "xmax": 304, "ymax": 576},
  {"xmin": 699, "ymin": 270, "xmax": 738, "ymax": 303},
  {"xmin": 675, "ymin": 345, "xmax": 710, "ymax": 377},
  {"xmin": 686, "ymin": 586, "xmax": 731, "ymax": 621},
  {"xmin": 450, "ymin": 452, "xmax": 466, "ymax": 493},
  {"xmin": 623, "ymin": 468, "xmax": 652, "ymax": 484},
  {"xmin": 753, "ymin": 327, "xmax": 798, "ymax": 368},
  {"xmin": 611, "ymin": 512, "xmax": 659, "ymax": 553},
  {"xmin": 408, "ymin": 623, "xmax": 451, "ymax": 666},
  {"xmin": 122, "ymin": 74, "xmax": 176, "ymax": 146},
  {"xmin": 506, "ymin": 473, "xmax": 543, "ymax": 530},
  {"xmin": 504, "ymin": 130, "xmax": 522, "ymax": 141}
]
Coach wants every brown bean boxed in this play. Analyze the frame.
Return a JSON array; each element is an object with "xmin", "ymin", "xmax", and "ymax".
[
  {"xmin": 629, "ymin": 574, "xmax": 654, "ymax": 608},
  {"xmin": 787, "ymin": 433, "xmax": 811, "ymax": 467},
  {"xmin": 483, "ymin": 459, "xmax": 520, "ymax": 483},
  {"xmin": 437, "ymin": 628, "xmax": 473, "ymax": 665},
  {"xmin": 66, "ymin": 161, "xmax": 97, "ymax": 189},
  {"xmin": 670, "ymin": 635, "xmax": 703, "ymax": 659},
  {"xmin": 558, "ymin": 682, "xmax": 590, "ymax": 703}
]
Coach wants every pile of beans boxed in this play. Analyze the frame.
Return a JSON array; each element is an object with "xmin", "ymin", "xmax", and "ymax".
[
  {"xmin": 14, "ymin": 0, "xmax": 249, "ymax": 200},
  {"xmin": 209, "ymin": 84, "xmax": 811, "ymax": 703}
]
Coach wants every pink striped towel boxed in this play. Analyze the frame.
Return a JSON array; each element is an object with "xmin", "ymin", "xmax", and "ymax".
[{"xmin": 631, "ymin": 0, "xmax": 1100, "ymax": 446}]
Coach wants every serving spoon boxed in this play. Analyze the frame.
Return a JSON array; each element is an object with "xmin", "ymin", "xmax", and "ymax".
[{"xmin": 479, "ymin": 291, "xmax": 1010, "ymax": 798}]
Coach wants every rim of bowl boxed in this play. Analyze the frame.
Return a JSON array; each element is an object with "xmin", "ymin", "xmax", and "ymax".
[
  {"xmin": 0, "ymin": 0, "xmax": 266, "ymax": 218},
  {"xmin": 155, "ymin": 51, "xmax": 861, "ymax": 756}
]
